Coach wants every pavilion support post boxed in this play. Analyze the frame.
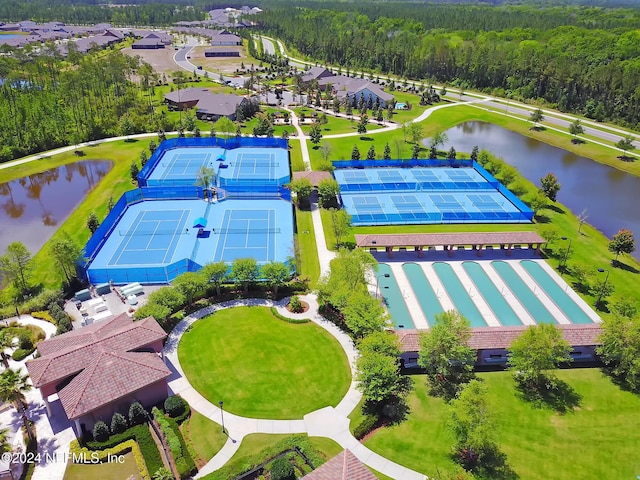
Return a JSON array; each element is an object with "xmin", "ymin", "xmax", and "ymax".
[
  {"xmin": 447, "ymin": 245, "xmax": 454, "ymax": 257},
  {"xmin": 43, "ymin": 396, "xmax": 52, "ymax": 416},
  {"xmin": 477, "ymin": 244, "xmax": 483, "ymax": 257},
  {"xmin": 74, "ymin": 418, "xmax": 82, "ymax": 437},
  {"xmin": 416, "ymin": 246, "xmax": 424, "ymax": 258},
  {"xmin": 506, "ymin": 244, "xmax": 512, "ymax": 256},
  {"xmin": 386, "ymin": 246, "xmax": 394, "ymax": 258}
]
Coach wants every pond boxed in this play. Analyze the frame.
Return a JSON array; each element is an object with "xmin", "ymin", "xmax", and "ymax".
[
  {"xmin": 0, "ymin": 160, "xmax": 112, "ymax": 256},
  {"xmin": 432, "ymin": 121, "xmax": 640, "ymax": 260}
]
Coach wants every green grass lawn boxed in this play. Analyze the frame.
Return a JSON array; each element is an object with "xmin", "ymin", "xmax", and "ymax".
[
  {"xmin": 63, "ymin": 452, "xmax": 140, "ymax": 480},
  {"xmin": 228, "ymin": 434, "xmax": 392, "ymax": 480},
  {"xmin": 292, "ymin": 106, "xmax": 385, "ymax": 136},
  {"xmin": 295, "ymin": 208, "xmax": 320, "ymax": 285},
  {"xmin": 178, "ymin": 307, "xmax": 351, "ymax": 419},
  {"xmin": 289, "ymin": 140, "xmax": 305, "ymax": 172},
  {"xmin": 363, "ymin": 370, "xmax": 640, "ymax": 479},
  {"xmin": 183, "ymin": 409, "xmax": 227, "ymax": 464}
]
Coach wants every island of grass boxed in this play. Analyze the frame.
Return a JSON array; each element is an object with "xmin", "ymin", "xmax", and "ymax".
[{"xmin": 178, "ymin": 306, "xmax": 351, "ymax": 419}]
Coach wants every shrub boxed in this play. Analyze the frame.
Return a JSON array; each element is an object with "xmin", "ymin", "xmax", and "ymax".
[
  {"xmin": 69, "ymin": 439, "xmax": 150, "ymax": 480},
  {"xmin": 30, "ymin": 311, "xmax": 56, "ymax": 324},
  {"xmin": 269, "ymin": 307, "xmax": 310, "ymax": 324},
  {"xmin": 270, "ymin": 457, "xmax": 295, "ymax": 480},
  {"xmin": 111, "ymin": 412, "xmax": 128, "ymax": 434},
  {"xmin": 20, "ymin": 289, "xmax": 63, "ymax": 314},
  {"xmin": 289, "ymin": 296, "xmax": 303, "ymax": 313},
  {"xmin": 93, "ymin": 421, "xmax": 109, "ymax": 442},
  {"xmin": 12, "ymin": 349, "xmax": 33, "ymax": 361},
  {"xmin": 129, "ymin": 401, "xmax": 148, "ymax": 426},
  {"xmin": 18, "ymin": 333, "xmax": 33, "ymax": 350},
  {"xmin": 164, "ymin": 395, "xmax": 186, "ymax": 418},
  {"xmin": 353, "ymin": 414, "xmax": 379, "ymax": 440}
]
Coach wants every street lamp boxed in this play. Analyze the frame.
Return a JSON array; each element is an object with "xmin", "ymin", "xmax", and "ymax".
[
  {"xmin": 596, "ymin": 268, "xmax": 611, "ymax": 310},
  {"xmin": 560, "ymin": 236, "xmax": 572, "ymax": 272},
  {"xmin": 219, "ymin": 401, "xmax": 225, "ymax": 434},
  {"xmin": 376, "ymin": 273, "xmax": 390, "ymax": 299}
]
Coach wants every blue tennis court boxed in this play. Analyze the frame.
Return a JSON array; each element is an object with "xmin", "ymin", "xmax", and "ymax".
[
  {"xmin": 219, "ymin": 148, "xmax": 290, "ymax": 191},
  {"xmin": 144, "ymin": 147, "xmax": 225, "ymax": 186},
  {"xmin": 214, "ymin": 209, "xmax": 277, "ymax": 262},
  {"xmin": 336, "ymin": 166, "xmax": 533, "ymax": 225}
]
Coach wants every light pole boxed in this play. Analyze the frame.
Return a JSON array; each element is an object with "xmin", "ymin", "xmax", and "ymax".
[
  {"xmin": 376, "ymin": 273, "xmax": 390, "ymax": 299},
  {"xmin": 219, "ymin": 401, "xmax": 225, "ymax": 434},
  {"xmin": 596, "ymin": 268, "xmax": 611, "ymax": 310},
  {"xmin": 560, "ymin": 236, "xmax": 572, "ymax": 272}
]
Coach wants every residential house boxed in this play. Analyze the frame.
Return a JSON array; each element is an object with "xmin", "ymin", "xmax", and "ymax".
[
  {"xmin": 164, "ymin": 88, "xmax": 248, "ymax": 121},
  {"xmin": 210, "ymin": 31, "xmax": 242, "ymax": 46},
  {"xmin": 303, "ymin": 450, "xmax": 376, "ymax": 480},
  {"xmin": 132, "ymin": 37, "xmax": 165, "ymax": 49},
  {"xmin": 25, "ymin": 313, "xmax": 170, "ymax": 438},
  {"xmin": 318, "ymin": 74, "xmax": 394, "ymax": 108},
  {"xmin": 300, "ymin": 67, "xmax": 334, "ymax": 84}
]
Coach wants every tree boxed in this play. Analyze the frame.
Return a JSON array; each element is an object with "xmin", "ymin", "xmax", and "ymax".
[
  {"xmin": 134, "ymin": 302, "xmax": 171, "ymax": 324},
  {"xmin": 351, "ymin": 145, "xmax": 361, "ymax": 160},
  {"xmin": 201, "ymin": 261, "xmax": 228, "ymax": 296},
  {"xmin": 172, "ymin": 271, "xmax": 208, "ymax": 305},
  {"xmin": 447, "ymin": 146, "xmax": 457, "ymax": 160},
  {"xmin": 110, "ymin": 412, "xmax": 128, "ymax": 434},
  {"xmin": 409, "ymin": 122, "xmax": 424, "ymax": 144},
  {"xmin": 195, "ymin": 165, "xmax": 216, "ymax": 200},
  {"xmin": 261, "ymin": 261, "xmax": 291, "ymax": 298},
  {"xmin": 0, "ymin": 369, "xmax": 34, "ymax": 442},
  {"xmin": 87, "ymin": 211, "xmax": 100, "ymax": 234},
  {"xmin": 130, "ymin": 160, "xmax": 140, "ymax": 182},
  {"xmin": 411, "ymin": 143, "xmax": 421, "ymax": 159},
  {"xmin": 529, "ymin": 108, "xmax": 544, "ymax": 129},
  {"xmin": 539, "ymin": 172, "xmax": 561, "ymax": 202},
  {"xmin": 358, "ymin": 331, "xmax": 403, "ymax": 358},
  {"xmin": 615, "ymin": 135, "xmax": 636, "ymax": 158},
  {"xmin": 344, "ymin": 290, "xmax": 390, "ymax": 339},
  {"xmin": 366, "ymin": 145, "xmax": 376, "ymax": 160},
  {"xmin": 529, "ymin": 192, "xmax": 549, "ymax": 218},
  {"xmin": 331, "ymin": 208, "xmax": 352, "ymax": 248},
  {"xmin": 152, "ymin": 468, "xmax": 174, "ymax": 480},
  {"xmin": 129, "ymin": 401, "xmax": 148, "ymax": 426},
  {"xmin": 309, "ymin": 123, "xmax": 322, "ymax": 145},
  {"xmin": 577, "ymin": 208, "xmax": 589, "ymax": 233},
  {"xmin": 598, "ymin": 314, "xmax": 640, "ymax": 392},
  {"xmin": 356, "ymin": 348, "xmax": 410, "ymax": 406},
  {"xmin": 149, "ymin": 139, "xmax": 157, "ymax": 154},
  {"xmin": 146, "ymin": 286, "xmax": 185, "ymax": 313},
  {"xmin": 569, "ymin": 119, "xmax": 584, "ymax": 143},
  {"xmin": 48, "ymin": 232, "xmax": 82, "ymax": 284},
  {"xmin": 0, "ymin": 333, "xmax": 12, "ymax": 368},
  {"xmin": 357, "ymin": 115, "xmax": 369, "ymax": 134},
  {"xmin": 449, "ymin": 380, "xmax": 505, "ymax": 474},
  {"xmin": 317, "ymin": 178, "xmax": 340, "ymax": 208},
  {"xmin": 0, "ymin": 242, "xmax": 33, "ymax": 296},
  {"xmin": 214, "ymin": 116, "xmax": 236, "ymax": 138},
  {"xmin": 119, "ymin": 115, "xmax": 135, "ymax": 140},
  {"xmin": 287, "ymin": 178, "xmax": 313, "ymax": 207},
  {"xmin": 470, "ymin": 145, "xmax": 479, "ymax": 162},
  {"xmin": 430, "ymin": 131, "xmax": 448, "ymax": 150},
  {"xmin": 418, "ymin": 311, "xmax": 475, "ymax": 400},
  {"xmin": 230, "ymin": 257, "xmax": 260, "ymax": 294},
  {"xmin": 317, "ymin": 249, "xmax": 376, "ymax": 310},
  {"xmin": 383, "ymin": 143, "xmax": 392, "ymax": 160},
  {"xmin": 140, "ymin": 150, "xmax": 148, "ymax": 167},
  {"xmin": 608, "ymin": 228, "xmax": 635, "ymax": 261},
  {"xmin": 508, "ymin": 324, "xmax": 571, "ymax": 391}
]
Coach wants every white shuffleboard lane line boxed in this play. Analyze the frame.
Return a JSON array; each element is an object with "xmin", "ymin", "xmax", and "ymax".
[
  {"xmin": 449, "ymin": 262, "xmax": 501, "ymax": 327},
  {"xmin": 478, "ymin": 261, "xmax": 535, "ymax": 326},
  {"xmin": 509, "ymin": 261, "xmax": 572, "ymax": 325},
  {"xmin": 387, "ymin": 262, "xmax": 429, "ymax": 329},
  {"xmin": 418, "ymin": 263, "xmax": 456, "ymax": 312}
]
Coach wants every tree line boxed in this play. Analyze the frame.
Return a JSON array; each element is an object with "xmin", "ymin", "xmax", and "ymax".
[{"xmin": 256, "ymin": 3, "xmax": 640, "ymax": 128}]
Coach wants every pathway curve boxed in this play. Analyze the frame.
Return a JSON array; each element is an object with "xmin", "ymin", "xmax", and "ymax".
[{"xmin": 163, "ymin": 295, "xmax": 427, "ymax": 480}]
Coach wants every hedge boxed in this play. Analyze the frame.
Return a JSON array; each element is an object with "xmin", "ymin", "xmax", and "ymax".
[
  {"xmin": 30, "ymin": 311, "xmax": 56, "ymax": 324},
  {"xmin": 12, "ymin": 348, "xmax": 34, "ymax": 361},
  {"xmin": 85, "ymin": 424, "xmax": 163, "ymax": 475},
  {"xmin": 269, "ymin": 307, "xmax": 310, "ymax": 324},
  {"xmin": 153, "ymin": 408, "xmax": 197, "ymax": 479},
  {"xmin": 202, "ymin": 435, "xmax": 324, "ymax": 480},
  {"xmin": 353, "ymin": 414, "xmax": 380, "ymax": 440},
  {"xmin": 69, "ymin": 439, "xmax": 150, "ymax": 480}
]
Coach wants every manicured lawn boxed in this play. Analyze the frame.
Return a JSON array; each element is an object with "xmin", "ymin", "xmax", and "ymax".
[
  {"xmin": 363, "ymin": 370, "xmax": 640, "ymax": 479},
  {"xmin": 293, "ymin": 107, "xmax": 385, "ymax": 136},
  {"xmin": 178, "ymin": 307, "xmax": 351, "ymax": 419},
  {"xmin": 182, "ymin": 409, "xmax": 227, "ymax": 463},
  {"xmin": 295, "ymin": 208, "xmax": 320, "ymax": 285},
  {"xmin": 63, "ymin": 452, "xmax": 140, "ymax": 480},
  {"xmin": 289, "ymin": 140, "xmax": 305, "ymax": 172}
]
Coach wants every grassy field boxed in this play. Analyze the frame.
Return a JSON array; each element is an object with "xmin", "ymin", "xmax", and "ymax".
[
  {"xmin": 363, "ymin": 370, "xmax": 640, "ymax": 479},
  {"xmin": 292, "ymin": 106, "xmax": 385, "ymax": 136},
  {"xmin": 63, "ymin": 452, "xmax": 140, "ymax": 480},
  {"xmin": 227, "ymin": 434, "xmax": 392, "ymax": 480},
  {"xmin": 289, "ymin": 140, "xmax": 305, "ymax": 172},
  {"xmin": 183, "ymin": 409, "xmax": 227, "ymax": 464},
  {"xmin": 177, "ymin": 307, "xmax": 351, "ymax": 419},
  {"xmin": 295, "ymin": 208, "xmax": 320, "ymax": 284}
]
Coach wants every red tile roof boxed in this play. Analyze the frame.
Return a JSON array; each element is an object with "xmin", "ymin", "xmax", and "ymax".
[
  {"xmin": 397, "ymin": 324, "xmax": 602, "ymax": 352},
  {"xmin": 355, "ymin": 231, "xmax": 546, "ymax": 248},
  {"xmin": 292, "ymin": 170, "xmax": 333, "ymax": 186},
  {"xmin": 303, "ymin": 450, "xmax": 376, "ymax": 480}
]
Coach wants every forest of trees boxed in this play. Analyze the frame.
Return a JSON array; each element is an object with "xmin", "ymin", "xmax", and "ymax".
[{"xmin": 256, "ymin": 3, "xmax": 640, "ymax": 128}]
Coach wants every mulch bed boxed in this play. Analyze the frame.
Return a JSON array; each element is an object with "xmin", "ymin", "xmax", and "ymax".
[{"xmin": 286, "ymin": 301, "xmax": 310, "ymax": 313}]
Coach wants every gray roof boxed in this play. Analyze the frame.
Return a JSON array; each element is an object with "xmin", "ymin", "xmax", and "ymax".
[
  {"xmin": 133, "ymin": 37, "xmax": 163, "ymax": 47},
  {"xmin": 196, "ymin": 93, "xmax": 245, "ymax": 116},
  {"xmin": 320, "ymin": 75, "xmax": 394, "ymax": 102},
  {"xmin": 301, "ymin": 67, "xmax": 332, "ymax": 83},
  {"xmin": 164, "ymin": 87, "xmax": 211, "ymax": 104},
  {"xmin": 210, "ymin": 33, "xmax": 241, "ymax": 44}
]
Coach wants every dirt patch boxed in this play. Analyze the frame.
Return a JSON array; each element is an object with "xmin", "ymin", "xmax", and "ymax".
[
  {"xmin": 122, "ymin": 46, "xmax": 182, "ymax": 76},
  {"xmin": 189, "ymin": 45, "xmax": 256, "ymax": 75}
]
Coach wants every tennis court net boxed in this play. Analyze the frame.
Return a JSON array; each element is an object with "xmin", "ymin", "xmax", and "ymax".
[{"xmin": 118, "ymin": 228, "xmax": 188, "ymax": 236}]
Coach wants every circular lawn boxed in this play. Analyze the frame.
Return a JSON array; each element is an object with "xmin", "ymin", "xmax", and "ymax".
[{"xmin": 178, "ymin": 306, "xmax": 351, "ymax": 419}]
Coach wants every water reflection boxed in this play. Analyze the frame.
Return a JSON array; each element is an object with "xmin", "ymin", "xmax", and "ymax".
[
  {"xmin": 0, "ymin": 160, "xmax": 112, "ymax": 255},
  {"xmin": 433, "ymin": 122, "xmax": 640, "ymax": 260}
]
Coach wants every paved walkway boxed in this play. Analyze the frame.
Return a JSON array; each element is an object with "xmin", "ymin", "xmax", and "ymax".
[{"xmin": 163, "ymin": 294, "xmax": 427, "ymax": 480}]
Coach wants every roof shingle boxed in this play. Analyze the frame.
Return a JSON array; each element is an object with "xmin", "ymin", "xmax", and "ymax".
[{"xmin": 303, "ymin": 450, "xmax": 376, "ymax": 480}]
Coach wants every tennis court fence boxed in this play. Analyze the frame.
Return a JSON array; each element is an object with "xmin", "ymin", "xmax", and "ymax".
[
  {"xmin": 331, "ymin": 159, "xmax": 477, "ymax": 169},
  {"xmin": 138, "ymin": 137, "xmax": 288, "ymax": 186},
  {"xmin": 86, "ymin": 258, "xmax": 203, "ymax": 285},
  {"xmin": 350, "ymin": 210, "xmax": 533, "ymax": 226},
  {"xmin": 81, "ymin": 185, "xmax": 203, "ymax": 272}
]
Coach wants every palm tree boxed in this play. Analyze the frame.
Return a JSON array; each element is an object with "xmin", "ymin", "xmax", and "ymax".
[
  {"xmin": 0, "ymin": 369, "xmax": 34, "ymax": 442},
  {"xmin": 0, "ymin": 427, "xmax": 10, "ymax": 454},
  {"xmin": 0, "ymin": 333, "xmax": 12, "ymax": 369}
]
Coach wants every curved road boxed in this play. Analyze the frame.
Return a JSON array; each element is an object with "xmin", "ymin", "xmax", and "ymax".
[{"xmin": 258, "ymin": 35, "xmax": 640, "ymax": 153}]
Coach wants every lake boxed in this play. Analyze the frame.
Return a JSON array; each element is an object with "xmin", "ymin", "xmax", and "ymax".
[
  {"xmin": 434, "ymin": 121, "xmax": 640, "ymax": 260},
  {"xmin": 0, "ymin": 160, "xmax": 112, "ymax": 256}
]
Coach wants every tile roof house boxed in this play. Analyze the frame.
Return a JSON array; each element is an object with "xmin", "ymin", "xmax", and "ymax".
[
  {"xmin": 303, "ymin": 450, "xmax": 376, "ymax": 480},
  {"xmin": 26, "ymin": 313, "xmax": 170, "ymax": 437},
  {"xmin": 164, "ymin": 88, "xmax": 248, "ymax": 121},
  {"xmin": 397, "ymin": 323, "xmax": 603, "ymax": 368},
  {"xmin": 319, "ymin": 75, "xmax": 394, "ymax": 108},
  {"xmin": 301, "ymin": 67, "xmax": 334, "ymax": 84}
]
